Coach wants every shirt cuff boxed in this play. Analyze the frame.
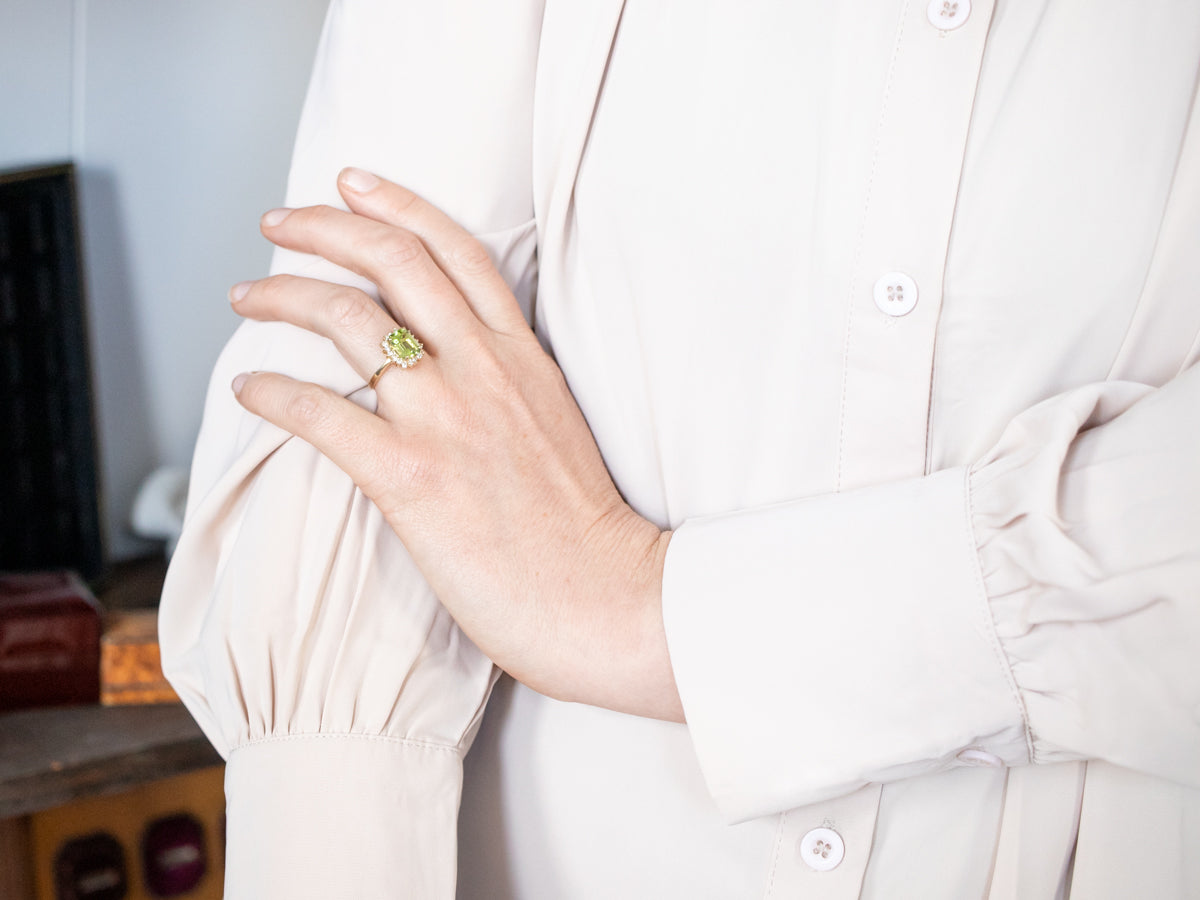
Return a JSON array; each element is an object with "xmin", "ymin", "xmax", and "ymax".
[
  {"xmin": 662, "ymin": 466, "xmax": 1031, "ymax": 823},
  {"xmin": 223, "ymin": 734, "xmax": 463, "ymax": 898}
]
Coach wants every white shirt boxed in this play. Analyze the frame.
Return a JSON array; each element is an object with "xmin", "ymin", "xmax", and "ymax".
[{"xmin": 159, "ymin": 1, "xmax": 1200, "ymax": 897}]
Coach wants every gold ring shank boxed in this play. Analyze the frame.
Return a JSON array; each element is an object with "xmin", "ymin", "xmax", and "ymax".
[{"xmin": 368, "ymin": 360, "xmax": 396, "ymax": 390}]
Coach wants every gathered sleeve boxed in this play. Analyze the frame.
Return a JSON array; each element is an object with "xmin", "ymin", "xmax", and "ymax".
[
  {"xmin": 158, "ymin": 1, "xmax": 543, "ymax": 896},
  {"xmin": 663, "ymin": 360, "xmax": 1200, "ymax": 823}
]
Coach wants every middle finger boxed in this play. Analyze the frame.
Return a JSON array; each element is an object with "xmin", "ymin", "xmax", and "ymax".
[{"xmin": 260, "ymin": 205, "xmax": 480, "ymax": 348}]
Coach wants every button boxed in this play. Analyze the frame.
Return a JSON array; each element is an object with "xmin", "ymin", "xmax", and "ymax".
[
  {"xmin": 872, "ymin": 272, "xmax": 918, "ymax": 317},
  {"xmin": 798, "ymin": 827, "xmax": 845, "ymax": 872},
  {"xmin": 957, "ymin": 748, "xmax": 1004, "ymax": 767},
  {"xmin": 927, "ymin": 0, "xmax": 971, "ymax": 31}
]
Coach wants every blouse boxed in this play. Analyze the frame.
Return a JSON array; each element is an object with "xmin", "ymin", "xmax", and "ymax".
[{"xmin": 159, "ymin": 0, "xmax": 1200, "ymax": 896}]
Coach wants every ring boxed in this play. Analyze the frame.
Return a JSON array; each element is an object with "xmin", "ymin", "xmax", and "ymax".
[
  {"xmin": 368, "ymin": 361, "xmax": 395, "ymax": 390},
  {"xmin": 369, "ymin": 326, "xmax": 424, "ymax": 389}
]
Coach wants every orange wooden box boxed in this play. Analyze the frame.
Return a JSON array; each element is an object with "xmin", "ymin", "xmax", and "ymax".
[{"xmin": 100, "ymin": 609, "xmax": 179, "ymax": 705}]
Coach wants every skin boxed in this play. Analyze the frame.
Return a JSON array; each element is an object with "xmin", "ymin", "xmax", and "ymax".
[{"xmin": 230, "ymin": 166, "xmax": 685, "ymax": 723}]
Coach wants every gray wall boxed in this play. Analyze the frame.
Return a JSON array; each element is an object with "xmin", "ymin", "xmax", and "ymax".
[{"xmin": 1, "ymin": 0, "xmax": 329, "ymax": 560}]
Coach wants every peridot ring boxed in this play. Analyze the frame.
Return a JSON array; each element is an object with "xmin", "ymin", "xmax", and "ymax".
[{"xmin": 369, "ymin": 326, "xmax": 424, "ymax": 389}]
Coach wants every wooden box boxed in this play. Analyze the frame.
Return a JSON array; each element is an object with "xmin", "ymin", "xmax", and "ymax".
[
  {"xmin": 0, "ymin": 571, "xmax": 101, "ymax": 711},
  {"xmin": 101, "ymin": 609, "xmax": 179, "ymax": 705}
]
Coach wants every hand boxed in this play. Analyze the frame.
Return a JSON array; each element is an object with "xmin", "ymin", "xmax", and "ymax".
[{"xmin": 229, "ymin": 168, "xmax": 684, "ymax": 722}]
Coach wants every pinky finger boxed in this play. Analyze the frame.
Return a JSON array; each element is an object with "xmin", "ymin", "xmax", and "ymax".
[{"xmin": 232, "ymin": 370, "xmax": 400, "ymax": 501}]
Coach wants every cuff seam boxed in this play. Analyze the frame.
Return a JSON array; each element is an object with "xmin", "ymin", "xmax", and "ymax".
[
  {"xmin": 961, "ymin": 466, "xmax": 1036, "ymax": 764},
  {"xmin": 231, "ymin": 731, "xmax": 460, "ymax": 756}
]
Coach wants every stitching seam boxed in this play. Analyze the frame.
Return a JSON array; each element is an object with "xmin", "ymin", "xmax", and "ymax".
[
  {"xmin": 763, "ymin": 810, "xmax": 787, "ymax": 898},
  {"xmin": 231, "ymin": 732, "xmax": 460, "ymax": 756},
  {"xmin": 961, "ymin": 466, "xmax": 1035, "ymax": 763}
]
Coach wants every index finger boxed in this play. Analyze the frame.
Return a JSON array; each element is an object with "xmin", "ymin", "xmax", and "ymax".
[{"xmin": 336, "ymin": 168, "xmax": 531, "ymax": 337}]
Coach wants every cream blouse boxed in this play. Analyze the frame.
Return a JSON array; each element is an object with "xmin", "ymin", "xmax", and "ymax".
[{"xmin": 160, "ymin": 0, "xmax": 1200, "ymax": 897}]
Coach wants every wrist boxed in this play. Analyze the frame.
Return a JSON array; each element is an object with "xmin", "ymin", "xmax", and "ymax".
[{"xmin": 549, "ymin": 507, "xmax": 683, "ymax": 722}]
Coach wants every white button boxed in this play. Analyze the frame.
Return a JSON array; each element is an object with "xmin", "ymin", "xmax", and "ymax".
[
  {"xmin": 872, "ymin": 272, "xmax": 918, "ymax": 317},
  {"xmin": 798, "ymin": 827, "xmax": 845, "ymax": 872},
  {"xmin": 927, "ymin": 0, "xmax": 971, "ymax": 31},
  {"xmin": 957, "ymin": 748, "xmax": 1004, "ymax": 768}
]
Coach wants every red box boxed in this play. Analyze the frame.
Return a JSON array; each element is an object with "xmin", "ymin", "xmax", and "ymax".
[{"xmin": 0, "ymin": 571, "xmax": 101, "ymax": 711}]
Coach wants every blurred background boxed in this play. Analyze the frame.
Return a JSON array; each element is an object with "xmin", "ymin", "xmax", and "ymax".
[
  {"xmin": 1, "ymin": 0, "xmax": 327, "ymax": 561},
  {"xmin": 1, "ymin": 2, "xmax": 328, "ymax": 896}
]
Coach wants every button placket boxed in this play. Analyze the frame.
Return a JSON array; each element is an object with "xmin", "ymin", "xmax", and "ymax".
[{"xmin": 836, "ymin": 0, "xmax": 996, "ymax": 492}]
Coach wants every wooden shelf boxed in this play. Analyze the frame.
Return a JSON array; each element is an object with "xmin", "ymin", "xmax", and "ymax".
[{"xmin": 0, "ymin": 703, "xmax": 221, "ymax": 819}]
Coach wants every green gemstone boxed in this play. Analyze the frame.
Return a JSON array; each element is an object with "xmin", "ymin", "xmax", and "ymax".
[{"xmin": 383, "ymin": 327, "xmax": 423, "ymax": 363}]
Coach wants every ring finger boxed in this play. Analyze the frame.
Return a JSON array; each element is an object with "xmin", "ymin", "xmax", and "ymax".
[{"xmin": 230, "ymin": 274, "xmax": 431, "ymax": 390}]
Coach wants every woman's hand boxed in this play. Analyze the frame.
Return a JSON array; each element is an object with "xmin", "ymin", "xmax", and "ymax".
[{"xmin": 229, "ymin": 168, "xmax": 684, "ymax": 723}]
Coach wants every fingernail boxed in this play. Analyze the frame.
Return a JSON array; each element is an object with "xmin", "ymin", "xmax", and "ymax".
[
  {"xmin": 340, "ymin": 167, "xmax": 379, "ymax": 193},
  {"xmin": 261, "ymin": 208, "xmax": 292, "ymax": 227},
  {"xmin": 231, "ymin": 373, "xmax": 249, "ymax": 395},
  {"xmin": 229, "ymin": 281, "xmax": 253, "ymax": 303}
]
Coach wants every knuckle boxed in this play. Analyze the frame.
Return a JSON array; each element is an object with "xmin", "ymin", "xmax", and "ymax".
[
  {"xmin": 446, "ymin": 237, "xmax": 495, "ymax": 277},
  {"xmin": 284, "ymin": 384, "xmax": 329, "ymax": 430},
  {"xmin": 456, "ymin": 328, "xmax": 492, "ymax": 360},
  {"xmin": 455, "ymin": 333, "xmax": 520, "ymax": 400},
  {"xmin": 376, "ymin": 230, "xmax": 426, "ymax": 269},
  {"xmin": 476, "ymin": 348, "xmax": 519, "ymax": 400},
  {"xmin": 327, "ymin": 287, "xmax": 376, "ymax": 331}
]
